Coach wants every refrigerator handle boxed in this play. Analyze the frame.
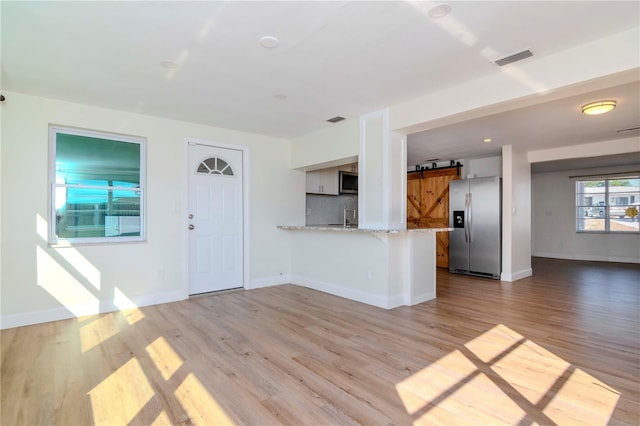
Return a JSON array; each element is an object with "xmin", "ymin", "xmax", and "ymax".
[
  {"xmin": 464, "ymin": 193, "xmax": 469, "ymax": 243},
  {"xmin": 467, "ymin": 192, "xmax": 472, "ymax": 243}
]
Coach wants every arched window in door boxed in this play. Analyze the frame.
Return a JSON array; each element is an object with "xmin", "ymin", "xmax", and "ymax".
[{"xmin": 196, "ymin": 157, "xmax": 234, "ymax": 176}]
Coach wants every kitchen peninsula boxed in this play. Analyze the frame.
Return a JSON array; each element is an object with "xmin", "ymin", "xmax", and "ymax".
[{"xmin": 278, "ymin": 225, "xmax": 451, "ymax": 309}]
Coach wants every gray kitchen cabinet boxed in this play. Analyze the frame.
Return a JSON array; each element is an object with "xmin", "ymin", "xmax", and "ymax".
[{"xmin": 306, "ymin": 168, "xmax": 339, "ymax": 195}]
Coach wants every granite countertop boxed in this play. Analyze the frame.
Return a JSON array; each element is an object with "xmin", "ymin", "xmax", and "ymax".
[{"xmin": 278, "ymin": 225, "xmax": 452, "ymax": 233}]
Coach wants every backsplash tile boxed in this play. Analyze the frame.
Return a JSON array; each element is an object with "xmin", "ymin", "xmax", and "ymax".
[{"xmin": 306, "ymin": 194, "xmax": 358, "ymax": 225}]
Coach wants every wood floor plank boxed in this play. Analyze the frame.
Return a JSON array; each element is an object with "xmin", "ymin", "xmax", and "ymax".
[{"xmin": 1, "ymin": 257, "xmax": 638, "ymax": 425}]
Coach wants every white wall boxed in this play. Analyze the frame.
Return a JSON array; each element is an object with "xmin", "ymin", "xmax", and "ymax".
[
  {"xmin": 290, "ymin": 231, "xmax": 389, "ymax": 305},
  {"xmin": 528, "ymin": 137, "xmax": 640, "ymax": 163},
  {"xmin": 0, "ymin": 91, "xmax": 303, "ymax": 327},
  {"xmin": 291, "ymin": 118, "xmax": 359, "ymax": 170},
  {"xmin": 532, "ymin": 166, "xmax": 640, "ymax": 263},
  {"xmin": 464, "ymin": 156, "xmax": 502, "ymax": 178},
  {"xmin": 502, "ymin": 145, "xmax": 532, "ymax": 281}
]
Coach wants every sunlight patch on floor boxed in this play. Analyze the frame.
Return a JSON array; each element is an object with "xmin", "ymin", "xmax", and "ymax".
[
  {"xmin": 89, "ymin": 357, "xmax": 156, "ymax": 425},
  {"xmin": 396, "ymin": 324, "xmax": 620, "ymax": 424},
  {"xmin": 541, "ymin": 366, "xmax": 621, "ymax": 424},
  {"xmin": 122, "ymin": 307, "xmax": 146, "ymax": 325},
  {"xmin": 175, "ymin": 373, "xmax": 236, "ymax": 425},
  {"xmin": 79, "ymin": 313, "xmax": 118, "ymax": 353},
  {"xmin": 464, "ymin": 323, "xmax": 524, "ymax": 363},
  {"xmin": 146, "ymin": 336, "xmax": 184, "ymax": 381},
  {"xmin": 396, "ymin": 349, "xmax": 476, "ymax": 415}
]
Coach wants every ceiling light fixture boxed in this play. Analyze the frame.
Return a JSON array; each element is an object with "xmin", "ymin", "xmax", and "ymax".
[
  {"xmin": 483, "ymin": 138, "xmax": 492, "ymax": 143},
  {"xmin": 581, "ymin": 100, "xmax": 616, "ymax": 115},
  {"xmin": 259, "ymin": 36, "xmax": 280, "ymax": 49},
  {"xmin": 428, "ymin": 3, "xmax": 451, "ymax": 18}
]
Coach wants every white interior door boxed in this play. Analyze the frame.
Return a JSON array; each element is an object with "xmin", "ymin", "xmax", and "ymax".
[{"xmin": 188, "ymin": 143, "xmax": 243, "ymax": 295}]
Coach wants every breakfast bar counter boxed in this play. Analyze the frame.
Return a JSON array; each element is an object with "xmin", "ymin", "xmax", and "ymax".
[{"xmin": 278, "ymin": 225, "xmax": 452, "ymax": 309}]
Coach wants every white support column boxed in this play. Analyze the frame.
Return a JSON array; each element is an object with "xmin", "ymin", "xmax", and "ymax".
[
  {"xmin": 501, "ymin": 145, "xmax": 533, "ymax": 281},
  {"xmin": 359, "ymin": 109, "xmax": 407, "ymax": 230}
]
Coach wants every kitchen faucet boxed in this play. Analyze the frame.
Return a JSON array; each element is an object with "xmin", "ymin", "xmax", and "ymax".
[{"xmin": 343, "ymin": 198, "xmax": 357, "ymax": 227}]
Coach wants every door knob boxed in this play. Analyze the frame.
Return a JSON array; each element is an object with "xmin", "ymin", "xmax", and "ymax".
[{"xmin": 188, "ymin": 224, "xmax": 195, "ymax": 230}]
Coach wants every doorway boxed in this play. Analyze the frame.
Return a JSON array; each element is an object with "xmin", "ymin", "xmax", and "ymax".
[{"xmin": 187, "ymin": 142, "xmax": 244, "ymax": 295}]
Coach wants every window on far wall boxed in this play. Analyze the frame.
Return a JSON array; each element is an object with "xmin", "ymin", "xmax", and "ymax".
[
  {"xmin": 49, "ymin": 126, "xmax": 146, "ymax": 244},
  {"xmin": 575, "ymin": 175, "xmax": 639, "ymax": 233}
]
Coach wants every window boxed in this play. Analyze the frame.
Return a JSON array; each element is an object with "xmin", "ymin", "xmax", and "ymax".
[
  {"xmin": 50, "ymin": 126, "xmax": 146, "ymax": 244},
  {"xmin": 576, "ymin": 176, "xmax": 639, "ymax": 233},
  {"xmin": 197, "ymin": 157, "xmax": 234, "ymax": 175}
]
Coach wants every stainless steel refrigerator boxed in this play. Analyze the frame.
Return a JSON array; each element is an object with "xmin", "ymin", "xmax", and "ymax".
[{"xmin": 449, "ymin": 177, "xmax": 501, "ymax": 279}]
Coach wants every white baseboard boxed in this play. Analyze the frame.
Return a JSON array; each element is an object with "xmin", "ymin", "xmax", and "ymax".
[
  {"xmin": 247, "ymin": 274, "xmax": 292, "ymax": 290},
  {"xmin": 408, "ymin": 291, "xmax": 436, "ymax": 306},
  {"xmin": 533, "ymin": 252, "xmax": 640, "ymax": 264},
  {"xmin": 291, "ymin": 275, "xmax": 396, "ymax": 309},
  {"xmin": 0, "ymin": 289, "xmax": 185, "ymax": 330},
  {"xmin": 388, "ymin": 294, "xmax": 405, "ymax": 309},
  {"xmin": 501, "ymin": 268, "xmax": 533, "ymax": 282}
]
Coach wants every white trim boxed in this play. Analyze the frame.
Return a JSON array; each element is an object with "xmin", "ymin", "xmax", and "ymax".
[
  {"xmin": 409, "ymin": 291, "xmax": 436, "ymax": 306},
  {"xmin": 358, "ymin": 115, "xmax": 367, "ymax": 228},
  {"xmin": 533, "ymin": 252, "xmax": 640, "ymax": 264},
  {"xmin": 399, "ymin": 133, "xmax": 407, "ymax": 228},
  {"xmin": 500, "ymin": 268, "xmax": 533, "ymax": 282},
  {"xmin": 0, "ymin": 289, "xmax": 185, "ymax": 330},
  {"xmin": 381, "ymin": 108, "xmax": 390, "ymax": 228},
  {"xmin": 184, "ymin": 138, "xmax": 251, "ymax": 296},
  {"xmin": 387, "ymin": 294, "xmax": 405, "ymax": 309},
  {"xmin": 291, "ymin": 275, "xmax": 398, "ymax": 309},
  {"xmin": 247, "ymin": 274, "xmax": 292, "ymax": 290}
]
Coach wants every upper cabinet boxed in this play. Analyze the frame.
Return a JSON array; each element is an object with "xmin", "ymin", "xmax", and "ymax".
[
  {"xmin": 306, "ymin": 168, "xmax": 339, "ymax": 195},
  {"xmin": 305, "ymin": 162, "xmax": 357, "ymax": 195}
]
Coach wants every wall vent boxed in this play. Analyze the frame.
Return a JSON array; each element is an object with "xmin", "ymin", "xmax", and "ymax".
[
  {"xmin": 495, "ymin": 49, "xmax": 533, "ymax": 67},
  {"xmin": 327, "ymin": 116, "xmax": 345, "ymax": 123}
]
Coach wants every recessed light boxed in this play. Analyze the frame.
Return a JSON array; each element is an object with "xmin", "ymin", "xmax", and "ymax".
[
  {"xmin": 160, "ymin": 60, "xmax": 179, "ymax": 69},
  {"xmin": 582, "ymin": 100, "xmax": 616, "ymax": 115},
  {"xmin": 428, "ymin": 3, "xmax": 451, "ymax": 19},
  {"xmin": 273, "ymin": 94, "xmax": 287, "ymax": 100},
  {"xmin": 259, "ymin": 36, "xmax": 280, "ymax": 49},
  {"xmin": 483, "ymin": 138, "xmax": 492, "ymax": 143}
]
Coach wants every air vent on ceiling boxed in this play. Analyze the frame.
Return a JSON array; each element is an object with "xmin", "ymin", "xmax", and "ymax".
[
  {"xmin": 327, "ymin": 116, "xmax": 345, "ymax": 123},
  {"xmin": 495, "ymin": 49, "xmax": 533, "ymax": 67}
]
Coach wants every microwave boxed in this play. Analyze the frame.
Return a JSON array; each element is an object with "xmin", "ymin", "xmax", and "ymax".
[{"xmin": 339, "ymin": 171, "xmax": 358, "ymax": 194}]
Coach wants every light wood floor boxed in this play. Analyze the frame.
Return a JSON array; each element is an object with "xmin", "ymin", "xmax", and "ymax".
[{"xmin": 2, "ymin": 257, "xmax": 639, "ymax": 425}]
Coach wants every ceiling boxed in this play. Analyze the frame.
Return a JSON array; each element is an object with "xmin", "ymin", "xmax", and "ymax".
[
  {"xmin": 407, "ymin": 80, "xmax": 640, "ymax": 167},
  {"xmin": 2, "ymin": 1, "xmax": 639, "ymax": 169}
]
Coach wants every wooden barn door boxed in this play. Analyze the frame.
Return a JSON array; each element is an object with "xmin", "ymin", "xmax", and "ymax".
[{"xmin": 407, "ymin": 168, "xmax": 461, "ymax": 268}]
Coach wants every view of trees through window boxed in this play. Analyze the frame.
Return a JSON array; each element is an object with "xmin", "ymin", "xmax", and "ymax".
[{"xmin": 576, "ymin": 177, "xmax": 639, "ymax": 233}]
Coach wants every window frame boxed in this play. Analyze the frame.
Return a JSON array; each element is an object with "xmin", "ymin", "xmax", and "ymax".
[
  {"xmin": 49, "ymin": 125, "xmax": 147, "ymax": 245},
  {"xmin": 575, "ymin": 175, "xmax": 639, "ymax": 234}
]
